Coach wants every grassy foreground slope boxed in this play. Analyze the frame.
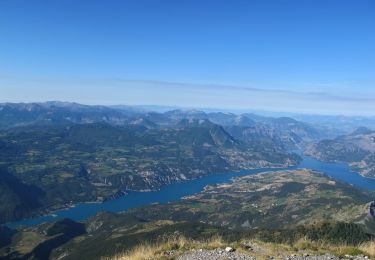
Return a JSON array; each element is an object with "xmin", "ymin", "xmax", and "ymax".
[{"xmin": 112, "ymin": 234, "xmax": 375, "ymax": 260}]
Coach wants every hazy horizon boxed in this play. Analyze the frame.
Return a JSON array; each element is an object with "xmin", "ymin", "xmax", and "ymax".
[
  {"xmin": 2, "ymin": 99, "xmax": 375, "ymax": 118},
  {"xmin": 1, "ymin": 0, "xmax": 374, "ymax": 116}
]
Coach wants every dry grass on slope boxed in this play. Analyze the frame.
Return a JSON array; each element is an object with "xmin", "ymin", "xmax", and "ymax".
[
  {"xmin": 359, "ymin": 241, "xmax": 375, "ymax": 257},
  {"xmin": 106, "ymin": 235, "xmax": 224, "ymax": 260},
  {"xmin": 106, "ymin": 235, "xmax": 375, "ymax": 260}
]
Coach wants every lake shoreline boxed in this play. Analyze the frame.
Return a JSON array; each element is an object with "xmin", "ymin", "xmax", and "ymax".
[
  {"xmin": 3, "ymin": 164, "xmax": 294, "ymax": 229},
  {"xmin": 5, "ymin": 156, "xmax": 375, "ymax": 229}
]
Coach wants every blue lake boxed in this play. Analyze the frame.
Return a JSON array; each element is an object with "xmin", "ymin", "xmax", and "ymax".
[{"xmin": 6, "ymin": 156, "xmax": 375, "ymax": 228}]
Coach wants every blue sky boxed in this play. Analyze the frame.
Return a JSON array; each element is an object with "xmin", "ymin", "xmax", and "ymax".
[{"xmin": 0, "ymin": 0, "xmax": 374, "ymax": 115}]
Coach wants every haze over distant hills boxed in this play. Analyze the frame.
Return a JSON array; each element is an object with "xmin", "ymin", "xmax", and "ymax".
[{"xmin": 3, "ymin": 101, "xmax": 375, "ymax": 132}]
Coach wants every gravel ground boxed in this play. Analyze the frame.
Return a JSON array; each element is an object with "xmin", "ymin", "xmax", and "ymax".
[
  {"xmin": 284, "ymin": 254, "xmax": 370, "ymax": 260},
  {"xmin": 177, "ymin": 248, "xmax": 256, "ymax": 260},
  {"xmin": 177, "ymin": 249, "xmax": 371, "ymax": 260}
]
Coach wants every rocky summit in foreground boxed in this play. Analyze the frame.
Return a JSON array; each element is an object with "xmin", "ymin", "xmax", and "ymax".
[
  {"xmin": 112, "ymin": 235, "xmax": 375, "ymax": 260},
  {"xmin": 177, "ymin": 249, "xmax": 371, "ymax": 260}
]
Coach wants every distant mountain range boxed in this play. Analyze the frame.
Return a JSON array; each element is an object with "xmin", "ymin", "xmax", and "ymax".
[{"xmin": 0, "ymin": 101, "xmax": 339, "ymax": 146}]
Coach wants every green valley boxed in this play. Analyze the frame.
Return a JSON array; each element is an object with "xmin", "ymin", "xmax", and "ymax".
[{"xmin": 0, "ymin": 115, "xmax": 300, "ymax": 223}]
